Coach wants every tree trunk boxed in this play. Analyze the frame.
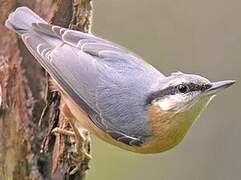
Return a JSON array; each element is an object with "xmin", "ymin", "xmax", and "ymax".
[{"xmin": 0, "ymin": 0, "xmax": 93, "ymax": 179}]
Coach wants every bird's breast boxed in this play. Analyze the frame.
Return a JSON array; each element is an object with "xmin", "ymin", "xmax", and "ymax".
[{"xmin": 141, "ymin": 105, "xmax": 194, "ymax": 153}]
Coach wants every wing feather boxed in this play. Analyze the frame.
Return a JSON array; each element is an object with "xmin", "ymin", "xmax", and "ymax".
[{"xmin": 21, "ymin": 23, "xmax": 167, "ymax": 146}]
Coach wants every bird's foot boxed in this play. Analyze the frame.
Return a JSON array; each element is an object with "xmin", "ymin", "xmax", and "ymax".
[{"xmin": 52, "ymin": 126, "xmax": 92, "ymax": 175}]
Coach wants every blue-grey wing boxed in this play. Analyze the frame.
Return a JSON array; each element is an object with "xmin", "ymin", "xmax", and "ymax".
[{"xmin": 24, "ymin": 23, "xmax": 166, "ymax": 146}]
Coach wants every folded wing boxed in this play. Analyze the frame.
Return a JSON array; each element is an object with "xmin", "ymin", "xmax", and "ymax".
[{"xmin": 6, "ymin": 7, "xmax": 165, "ymax": 146}]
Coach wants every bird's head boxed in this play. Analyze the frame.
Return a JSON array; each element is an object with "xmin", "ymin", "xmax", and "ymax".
[
  {"xmin": 144, "ymin": 72, "xmax": 235, "ymax": 153},
  {"xmin": 148, "ymin": 72, "xmax": 235, "ymax": 114}
]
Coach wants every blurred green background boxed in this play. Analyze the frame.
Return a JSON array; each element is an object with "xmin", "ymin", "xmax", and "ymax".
[{"xmin": 88, "ymin": 1, "xmax": 241, "ymax": 180}]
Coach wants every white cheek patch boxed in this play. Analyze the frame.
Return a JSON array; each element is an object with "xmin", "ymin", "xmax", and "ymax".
[
  {"xmin": 154, "ymin": 94, "xmax": 184, "ymax": 111},
  {"xmin": 155, "ymin": 98, "xmax": 175, "ymax": 111},
  {"xmin": 154, "ymin": 93, "xmax": 197, "ymax": 111}
]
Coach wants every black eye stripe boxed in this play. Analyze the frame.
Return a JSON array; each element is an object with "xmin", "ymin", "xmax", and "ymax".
[
  {"xmin": 188, "ymin": 83, "xmax": 212, "ymax": 91},
  {"xmin": 188, "ymin": 83, "xmax": 202, "ymax": 91},
  {"xmin": 146, "ymin": 83, "xmax": 212, "ymax": 105}
]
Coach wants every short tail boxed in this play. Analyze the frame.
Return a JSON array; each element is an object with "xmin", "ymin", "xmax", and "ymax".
[{"xmin": 5, "ymin": 6, "xmax": 46, "ymax": 35}]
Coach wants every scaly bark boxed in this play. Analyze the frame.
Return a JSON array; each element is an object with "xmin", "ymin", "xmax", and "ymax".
[{"xmin": 0, "ymin": 0, "xmax": 93, "ymax": 179}]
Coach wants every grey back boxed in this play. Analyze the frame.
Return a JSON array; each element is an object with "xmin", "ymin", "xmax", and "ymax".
[{"xmin": 5, "ymin": 7, "xmax": 166, "ymax": 146}]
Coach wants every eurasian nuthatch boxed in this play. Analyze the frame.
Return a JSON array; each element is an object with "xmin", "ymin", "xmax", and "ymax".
[{"xmin": 5, "ymin": 7, "xmax": 235, "ymax": 154}]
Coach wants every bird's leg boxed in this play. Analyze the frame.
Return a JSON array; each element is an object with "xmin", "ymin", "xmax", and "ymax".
[
  {"xmin": 52, "ymin": 103, "xmax": 91, "ymax": 174},
  {"xmin": 67, "ymin": 115, "xmax": 92, "ymax": 161},
  {"xmin": 65, "ymin": 115, "xmax": 91, "ymax": 175}
]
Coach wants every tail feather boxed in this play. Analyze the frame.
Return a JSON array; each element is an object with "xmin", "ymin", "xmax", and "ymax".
[
  {"xmin": 4, "ymin": 6, "xmax": 62, "ymax": 72},
  {"xmin": 5, "ymin": 7, "xmax": 46, "ymax": 35}
]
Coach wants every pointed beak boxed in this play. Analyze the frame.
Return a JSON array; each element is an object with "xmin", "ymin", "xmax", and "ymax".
[{"xmin": 203, "ymin": 80, "xmax": 235, "ymax": 95}]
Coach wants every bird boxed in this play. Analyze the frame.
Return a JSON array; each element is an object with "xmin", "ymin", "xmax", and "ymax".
[{"xmin": 5, "ymin": 7, "xmax": 235, "ymax": 155}]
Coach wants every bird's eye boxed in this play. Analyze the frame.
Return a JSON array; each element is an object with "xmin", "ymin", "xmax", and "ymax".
[{"xmin": 177, "ymin": 84, "xmax": 189, "ymax": 93}]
